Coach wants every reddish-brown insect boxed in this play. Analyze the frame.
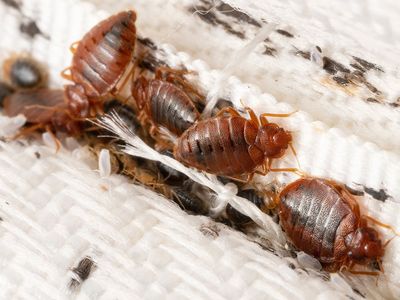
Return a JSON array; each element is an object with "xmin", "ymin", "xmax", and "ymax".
[
  {"xmin": 62, "ymin": 10, "xmax": 137, "ymax": 117},
  {"xmin": 3, "ymin": 88, "xmax": 81, "ymax": 137},
  {"xmin": 131, "ymin": 68, "xmax": 200, "ymax": 136},
  {"xmin": 173, "ymin": 106, "xmax": 295, "ymax": 178},
  {"xmin": 277, "ymin": 177, "xmax": 393, "ymax": 274}
]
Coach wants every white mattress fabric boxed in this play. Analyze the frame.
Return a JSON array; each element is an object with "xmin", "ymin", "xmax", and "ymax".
[{"xmin": 0, "ymin": 0, "xmax": 399, "ymax": 299}]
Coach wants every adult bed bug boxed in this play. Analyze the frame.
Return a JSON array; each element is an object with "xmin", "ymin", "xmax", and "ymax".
[
  {"xmin": 62, "ymin": 10, "xmax": 137, "ymax": 117},
  {"xmin": 277, "ymin": 177, "xmax": 395, "ymax": 274},
  {"xmin": 174, "ymin": 106, "xmax": 297, "ymax": 179},
  {"xmin": 131, "ymin": 67, "xmax": 201, "ymax": 136}
]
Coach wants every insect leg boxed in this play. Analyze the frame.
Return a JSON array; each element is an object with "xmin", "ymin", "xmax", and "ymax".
[
  {"xmin": 243, "ymin": 107, "xmax": 260, "ymax": 127},
  {"xmin": 363, "ymin": 216, "xmax": 400, "ymax": 236},
  {"xmin": 45, "ymin": 125, "xmax": 62, "ymax": 152},
  {"xmin": 60, "ymin": 67, "xmax": 73, "ymax": 81},
  {"xmin": 69, "ymin": 41, "xmax": 80, "ymax": 54},
  {"xmin": 215, "ymin": 106, "xmax": 241, "ymax": 117}
]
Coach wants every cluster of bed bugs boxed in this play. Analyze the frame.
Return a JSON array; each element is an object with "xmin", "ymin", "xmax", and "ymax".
[{"xmin": 1, "ymin": 10, "xmax": 397, "ymax": 278}]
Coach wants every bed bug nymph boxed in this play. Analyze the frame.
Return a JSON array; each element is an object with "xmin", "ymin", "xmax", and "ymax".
[
  {"xmin": 277, "ymin": 177, "xmax": 397, "ymax": 274},
  {"xmin": 174, "ymin": 106, "xmax": 298, "ymax": 180},
  {"xmin": 131, "ymin": 67, "xmax": 201, "ymax": 137},
  {"xmin": 61, "ymin": 10, "xmax": 137, "ymax": 118}
]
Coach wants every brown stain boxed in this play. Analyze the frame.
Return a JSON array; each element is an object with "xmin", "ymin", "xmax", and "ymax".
[
  {"xmin": 320, "ymin": 76, "xmax": 357, "ymax": 96},
  {"xmin": 263, "ymin": 45, "xmax": 277, "ymax": 56},
  {"xmin": 322, "ymin": 57, "xmax": 350, "ymax": 75},
  {"xmin": 215, "ymin": 2, "xmax": 262, "ymax": 28},
  {"xmin": 276, "ymin": 29, "xmax": 294, "ymax": 38},
  {"xmin": 191, "ymin": 5, "xmax": 246, "ymax": 39},
  {"xmin": 20, "ymin": 20, "xmax": 49, "ymax": 39},
  {"xmin": 2, "ymin": 0, "xmax": 21, "ymax": 10},
  {"xmin": 352, "ymin": 56, "xmax": 383, "ymax": 72}
]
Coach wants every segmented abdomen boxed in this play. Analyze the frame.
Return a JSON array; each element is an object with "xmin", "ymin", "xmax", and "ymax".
[
  {"xmin": 148, "ymin": 80, "xmax": 199, "ymax": 135},
  {"xmin": 279, "ymin": 178, "xmax": 358, "ymax": 264},
  {"xmin": 174, "ymin": 116, "xmax": 261, "ymax": 176},
  {"xmin": 72, "ymin": 11, "xmax": 136, "ymax": 97}
]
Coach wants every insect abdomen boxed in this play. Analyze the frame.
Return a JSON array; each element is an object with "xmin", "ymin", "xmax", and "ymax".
[
  {"xmin": 279, "ymin": 178, "xmax": 358, "ymax": 264},
  {"xmin": 148, "ymin": 80, "xmax": 199, "ymax": 135},
  {"xmin": 72, "ymin": 11, "xmax": 136, "ymax": 97},
  {"xmin": 174, "ymin": 116, "xmax": 261, "ymax": 176}
]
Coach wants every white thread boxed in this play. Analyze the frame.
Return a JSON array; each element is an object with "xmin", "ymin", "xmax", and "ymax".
[
  {"xmin": 202, "ymin": 23, "xmax": 277, "ymax": 116},
  {"xmin": 96, "ymin": 113, "xmax": 286, "ymax": 248}
]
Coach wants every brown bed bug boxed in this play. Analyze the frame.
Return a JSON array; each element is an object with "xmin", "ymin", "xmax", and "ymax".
[
  {"xmin": 3, "ymin": 88, "xmax": 82, "ymax": 141},
  {"xmin": 277, "ymin": 177, "xmax": 396, "ymax": 274},
  {"xmin": 131, "ymin": 67, "xmax": 201, "ymax": 136},
  {"xmin": 174, "ymin": 106, "xmax": 297, "ymax": 179},
  {"xmin": 3, "ymin": 54, "xmax": 47, "ymax": 89},
  {"xmin": 62, "ymin": 10, "xmax": 137, "ymax": 117}
]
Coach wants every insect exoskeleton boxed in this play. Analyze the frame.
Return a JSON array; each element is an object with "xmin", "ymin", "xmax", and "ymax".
[
  {"xmin": 62, "ymin": 10, "xmax": 137, "ymax": 117},
  {"xmin": 174, "ymin": 106, "xmax": 294, "ymax": 179},
  {"xmin": 131, "ymin": 67, "xmax": 201, "ymax": 136},
  {"xmin": 3, "ymin": 88, "xmax": 82, "ymax": 136},
  {"xmin": 3, "ymin": 54, "xmax": 47, "ymax": 89},
  {"xmin": 277, "ymin": 177, "xmax": 391, "ymax": 274}
]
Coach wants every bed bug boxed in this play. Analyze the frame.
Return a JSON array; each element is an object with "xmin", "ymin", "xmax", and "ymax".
[
  {"xmin": 131, "ymin": 68, "xmax": 201, "ymax": 136},
  {"xmin": 3, "ymin": 54, "xmax": 47, "ymax": 89},
  {"xmin": 3, "ymin": 88, "xmax": 82, "ymax": 139},
  {"xmin": 277, "ymin": 177, "xmax": 395, "ymax": 274},
  {"xmin": 62, "ymin": 10, "xmax": 137, "ymax": 117},
  {"xmin": 174, "ymin": 106, "xmax": 297, "ymax": 179},
  {"xmin": 103, "ymin": 99, "xmax": 141, "ymax": 134}
]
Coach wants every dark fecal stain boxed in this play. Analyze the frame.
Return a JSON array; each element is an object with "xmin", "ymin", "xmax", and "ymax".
[
  {"xmin": 364, "ymin": 186, "xmax": 390, "ymax": 202},
  {"xmin": 350, "ymin": 63, "xmax": 366, "ymax": 73},
  {"xmin": 2, "ymin": 0, "xmax": 21, "ymax": 10},
  {"xmin": 353, "ymin": 56, "xmax": 383, "ymax": 72},
  {"xmin": 276, "ymin": 29, "xmax": 294, "ymax": 38},
  {"xmin": 323, "ymin": 57, "xmax": 350, "ymax": 75},
  {"xmin": 190, "ymin": 5, "xmax": 245, "ymax": 39},
  {"xmin": 0, "ymin": 216, "xmax": 3, "ymax": 221},
  {"xmin": 288, "ymin": 263, "xmax": 296, "ymax": 269},
  {"xmin": 69, "ymin": 256, "xmax": 96, "ymax": 290},
  {"xmin": 137, "ymin": 37, "xmax": 157, "ymax": 50},
  {"xmin": 366, "ymin": 97, "xmax": 380, "ymax": 104},
  {"xmin": 346, "ymin": 296, "xmax": 356, "ymax": 300},
  {"xmin": 363, "ymin": 81, "xmax": 381, "ymax": 95},
  {"xmin": 20, "ymin": 20, "xmax": 48, "ymax": 39},
  {"xmin": 332, "ymin": 76, "xmax": 350, "ymax": 86},
  {"xmin": 344, "ymin": 185, "xmax": 364, "ymax": 196},
  {"xmin": 352, "ymin": 287, "xmax": 366, "ymax": 299},
  {"xmin": 216, "ymin": 2, "xmax": 262, "ymax": 28},
  {"xmin": 295, "ymin": 50, "xmax": 310, "ymax": 60},
  {"xmin": 34, "ymin": 151, "xmax": 41, "ymax": 159},
  {"xmin": 389, "ymin": 99, "xmax": 400, "ymax": 107},
  {"xmin": 138, "ymin": 53, "xmax": 168, "ymax": 73},
  {"xmin": 263, "ymin": 45, "xmax": 277, "ymax": 56}
]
